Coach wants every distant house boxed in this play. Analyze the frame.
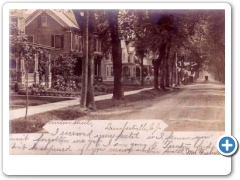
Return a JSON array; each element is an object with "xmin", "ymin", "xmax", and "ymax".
[{"xmin": 102, "ymin": 40, "xmax": 153, "ymax": 83}]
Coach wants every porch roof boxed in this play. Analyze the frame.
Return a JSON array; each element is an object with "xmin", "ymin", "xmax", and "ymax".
[{"xmin": 25, "ymin": 42, "xmax": 55, "ymax": 50}]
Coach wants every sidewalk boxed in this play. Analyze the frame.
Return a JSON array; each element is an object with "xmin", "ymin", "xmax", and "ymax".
[{"xmin": 9, "ymin": 87, "xmax": 152, "ymax": 120}]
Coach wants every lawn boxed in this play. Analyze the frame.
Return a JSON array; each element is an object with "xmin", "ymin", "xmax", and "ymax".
[
  {"xmin": 10, "ymin": 95, "xmax": 74, "ymax": 110},
  {"xmin": 10, "ymin": 88, "xmax": 179, "ymax": 133},
  {"xmin": 9, "ymin": 85, "xmax": 153, "ymax": 110}
]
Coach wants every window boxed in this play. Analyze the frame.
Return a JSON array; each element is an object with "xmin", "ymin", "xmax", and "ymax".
[
  {"xmin": 93, "ymin": 39, "xmax": 97, "ymax": 52},
  {"xmin": 106, "ymin": 66, "xmax": 109, "ymax": 77},
  {"xmin": 73, "ymin": 35, "xmax": 83, "ymax": 52},
  {"xmin": 27, "ymin": 35, "xmax": 34, "ymax": 43},
  {"xmin": 38, "ymin": 16, "xmax": 47, "ymax": 27},
  {"xmin": 75, "ymin": 35, "xmax": 79, "ymax": 51},
  {"xmin": 111, "ymin": 67, "xmax": 114, "ymax": 76},
  {"xmin": 93, "ymin": 38, "xmax": 102, "ymax": 52},
  {"xmin": 98, "ymin": 40, "xmax": 101, "ymax": 52},
  {"xmin": 51, "ymin": 35, "xmax": 64, "ymax": 49},
  {"xmin": 79, "ymin": 37, "xmax": 83, "ymax": 52},
  {"xmin": 122, "ymin": 52, "xmax": 125, "ymax": 61},
  {"xmin": 41, "ymin": 16, "xmax": 47, "ymax": 27},
  {"xmin": 106, "ymin": 66, "xmax": 113, "ymax": 77}
]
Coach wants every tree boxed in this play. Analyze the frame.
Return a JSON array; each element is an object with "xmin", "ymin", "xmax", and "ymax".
[
  {"xmin": 148, "ymin": 11, "xmax": 175, "ymax": 89},
  {"xmin": 119, "ymin": 10, "xmax": 150, "ymax": 86},
  {"xmin": 73, "ymin": 9, "xmax": 125, "ymax": 106},
  {"xmin": 147, "ymin": 10, "xmax": 214, "ymax": 88},
  {"xmin": 10, "ymin": 20, "xmax": 49, "ymax": 120},
  {"xmin": 205, "ymin": 10, "xmax": 225, "ymax": 82},
  {"xmin": 108, "ymin": 10, "xmax": 124, "ymax": 100},
  {"xmin": 72, "ymin": 10, "xmax": 96, "ymax": 109}
]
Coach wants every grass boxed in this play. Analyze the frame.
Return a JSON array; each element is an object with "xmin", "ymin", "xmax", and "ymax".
[
  {"xmin": 10, "ymin": 107, "xmax": 87, "ymax": 133},
  {"xmin": 10, "ymin": 88, "xmax": 177, "ymax": 133},
  {"xmin": 10, "ymin": 95, "xmax": 73, "ymax": 110}
]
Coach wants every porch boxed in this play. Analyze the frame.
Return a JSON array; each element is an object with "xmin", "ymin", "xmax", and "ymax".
[{"xmin": 11, "ymin": 43, "xmax": 54, "ymax": 89}]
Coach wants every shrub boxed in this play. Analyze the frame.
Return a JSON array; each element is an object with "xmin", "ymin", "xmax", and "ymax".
[
  {"xmin": 14, "ymin": 82, "xmax": 25, "ymax": 92},
  {"xmin": 52, "ymin": 75, "xmax": 77, "ymax": 91}
]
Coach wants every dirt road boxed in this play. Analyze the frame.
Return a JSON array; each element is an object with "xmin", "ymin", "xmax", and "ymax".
[{"xmin": 85, "ymin": 82, "xmax": 225, "ymax": 131}]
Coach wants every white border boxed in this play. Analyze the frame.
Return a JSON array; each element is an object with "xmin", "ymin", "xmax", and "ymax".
[{"xmin": 3, "ymin": 2, "xmax": 231, "ymax": 176}]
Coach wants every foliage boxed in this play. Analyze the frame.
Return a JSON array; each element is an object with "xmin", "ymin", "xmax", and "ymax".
[
  {"xmin": 10, "ymin": 18, "xmax": 52, "ymax": 120},
  {"xmin": 52, "ymin": 75, "xmax": 77, "ymax": 91},
  {"xmin": 51, "ymin": 53, "xmax": 77, "ymax": 91},
  {"xmin": 31, "ymin": 84, "xmax": 48, "ymax": 94}
]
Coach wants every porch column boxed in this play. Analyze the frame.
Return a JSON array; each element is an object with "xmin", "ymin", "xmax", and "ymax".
[
  {"xmin": 48, "ymin": 54, "xmax": 52, "ymax": 88},
  {"xmin": 16, "ymin": 57, "xmax": 19, "ymax": 71},
  {"xmin": 18, "ymin": 58, "xmax": 25, "ymax": 84},
  {"xmin": 34, "ymin": 53, "xmax": 39, "ymax": 84}
]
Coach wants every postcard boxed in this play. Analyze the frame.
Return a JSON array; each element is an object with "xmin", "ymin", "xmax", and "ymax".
[{"xmin": 3, "ymin": 2, "xmax": 232, "ymax": 175}]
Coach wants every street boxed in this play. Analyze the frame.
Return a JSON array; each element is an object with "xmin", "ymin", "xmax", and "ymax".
[{"xmin": 88, "ymin": 82, "xmax": 225, "ymax": 131}]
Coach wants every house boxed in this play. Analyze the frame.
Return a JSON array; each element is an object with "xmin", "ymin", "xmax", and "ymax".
[
  {"xmin": 9, "ymin": 10, "xmax": 26, "ymax": 83},
  {"xmin": 25, "ymin": 9, "xmax": 104, "ymax": 74},
  {"xmin": 25, "ymin": 9, "xmax": 83, "ymax": 70},
  {"xmin": 11, "ymin": 9, "xmax": 153, "ymax": 89},
  {"xmin": 25, "ymin": 10, "xmax": 103, "ymax": 81},
  {"xmin": 102, "ymin": 40, "xmax": 153, "ymax": 84}
]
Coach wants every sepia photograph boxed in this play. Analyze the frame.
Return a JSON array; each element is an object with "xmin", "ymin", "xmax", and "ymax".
[{"xmin": 8, "ymin": 7, "xmax": 226, "ymax": 155}]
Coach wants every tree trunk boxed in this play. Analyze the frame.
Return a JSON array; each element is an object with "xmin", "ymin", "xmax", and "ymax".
[
  {"xmin": 140, "ymin": 54, "xmax": 144, "ymax": 86},
  {"xmin": 175, "ymin": 51, "xmax": 179, "ymax": 85},
  {"xmin": 86, "ymin": 10, "xmax": 96, "ymax": 110},
  {"xmin": 25, "ymin": 67, "xmax": 29, "ymax": 121},
  {"xmin": 80, "ymin": 10, "xmax": 89, "ymax": 108},
  {"xmin": 160, "ymin": 60, "xmax": 165, "ymax": 90},
  {"xmin": 171, "ymin": 55, "xmax": 175, "ymax": 86},
  {"xmin": 159, "ymin": 44, "xmax": 167, "ymax": 90},
  {"xmin": 170, "ymin": 63, "xmax": 172, "ymax": 86},
  {"xmin": 86, "ymin": 55, "xmax": 96, "ymax": 110},
  {"xmin": 165, "ymin": 45, "xmax": 171, "ymax": 88},
  {"xmin": 108, "ymin": 10, "xmax": 123, "ymax": 100},
  {"xmin": 153, "ymin": 43, "xmax": 167, "ymax": 90},
  {"xmin": 153, "ymin": 60, "xmax": 160, "ymax": 90}
]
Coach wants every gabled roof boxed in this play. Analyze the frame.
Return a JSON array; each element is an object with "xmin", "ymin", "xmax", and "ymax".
[{"xmin": 25, "ymin": 9, "xmax": 79, "ymax": 29}]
